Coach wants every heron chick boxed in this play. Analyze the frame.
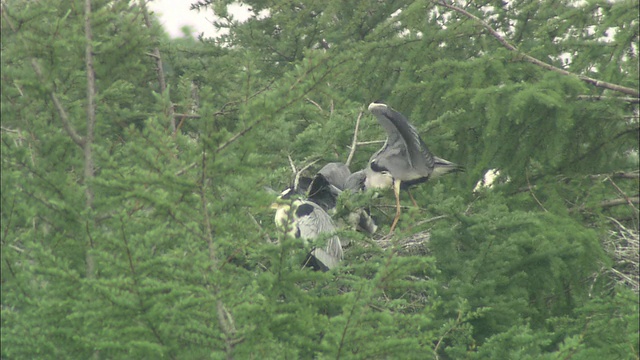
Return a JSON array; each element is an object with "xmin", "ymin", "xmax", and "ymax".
[
  {"xmin": 365, "ymin": 102, "xmax": 462, "ymax": 232},
  {"xmin": 271, "ymin": 195, "xmax": 343, "ymax": 271}
]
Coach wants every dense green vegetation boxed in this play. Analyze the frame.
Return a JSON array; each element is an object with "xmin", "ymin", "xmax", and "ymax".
[{"xmin": 2, "ymin": 0, "xmax": 638, "ymax": 358}]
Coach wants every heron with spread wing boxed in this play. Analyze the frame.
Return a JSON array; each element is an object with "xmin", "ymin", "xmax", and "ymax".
[{"xmin": 360, "ymin": 102, "xmax": 462, "ymax": 232}]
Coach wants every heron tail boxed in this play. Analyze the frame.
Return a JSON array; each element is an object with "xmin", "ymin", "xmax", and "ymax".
[{"xmin": 431, "ymin": 156, "xmax": 464, "ymax": 179}]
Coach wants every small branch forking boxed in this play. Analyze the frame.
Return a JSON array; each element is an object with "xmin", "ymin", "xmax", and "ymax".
[
  {"xmin": 434, "ymin": 0, "xmax": 640, "ymax": 98},
  {"xmin": 345, "ymin": 110, "xmax": 364, "ymax": 168}
]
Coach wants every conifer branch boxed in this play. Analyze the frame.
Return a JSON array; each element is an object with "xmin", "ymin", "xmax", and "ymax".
[
  {"xmin": 433, "ymin": 310, "xmax": 464, "ymax": 360},
  {"xmin": 336, "ymin": 285, "xmax": 365, "ymax": 360},
  {"xmin": 434, "ymin": 1, "xmax": 640, "ymax": 98},
  {"xmin": 2, "ymin": 4, "xmax": 87, "ymax": 148},
  {"xmin": 215, "ymin": 58, "xmax": 348, "ymax": 154},
  {"xmin": 345, "ymin": 110, "xmax": 364, "ymax": 168},
  {"xmin": 139, "ymin": 0, "xmax": 176, "ymax": 132},
  {"xmin": 198, "ymin": 146, "xmax": 241, "ymax": 357}
]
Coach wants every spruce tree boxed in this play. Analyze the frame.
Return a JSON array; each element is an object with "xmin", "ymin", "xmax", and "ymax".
[{"xmin": 2, "ymin": 0, "xmax": 637, "ymax": 358}]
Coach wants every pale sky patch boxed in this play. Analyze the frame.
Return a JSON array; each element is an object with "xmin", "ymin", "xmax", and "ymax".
[{"xmin": 149, "ymin": 0, "xmax": 252, "ymax": 38}]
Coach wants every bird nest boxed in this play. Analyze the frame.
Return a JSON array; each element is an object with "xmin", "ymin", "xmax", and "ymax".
[
  {"xmin": 602, "ymin": 218, "xmax": 639, "ymax": 294},
  {"xmin": 370, "ymin": 229, "xmax": 432, "ymax": 256}
]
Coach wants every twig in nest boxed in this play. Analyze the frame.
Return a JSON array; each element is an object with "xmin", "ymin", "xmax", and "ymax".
[
  {"xmin": 345, "ymin": 110, "xmax": 364, "ymax": 167},
  {"xmin": 293, "ymin": 158, "xmax": 319, "ymax": 191},
  {"xmin": 606, "ymin": 176, "xmax": 639, "ymax": 216}
]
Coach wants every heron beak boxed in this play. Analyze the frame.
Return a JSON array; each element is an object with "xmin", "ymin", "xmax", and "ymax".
[{"xmin": 368, "ymin": 102, "xmax": 388, "ymax": 112}]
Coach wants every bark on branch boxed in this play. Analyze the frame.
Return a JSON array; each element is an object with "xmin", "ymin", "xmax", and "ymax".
[
  {"xmin": 345, "ymin": 110, "xmax": 364, "ymax": 168},
  {"xmin": 434, "ymin": 1, "xmax": 640, "ymax": 98},
  {"xmin": 84, "ymin": 0, "xmax": 96, "ymax": 209},
  {"xmin": 139, "ymin": 0, "xmax": 175, "ymax": 132}
]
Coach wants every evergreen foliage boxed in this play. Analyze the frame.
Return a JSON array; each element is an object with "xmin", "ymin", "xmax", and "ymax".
[{"xmin": 2, "ymin": 0, "xmax": 638, "ymax": 358}]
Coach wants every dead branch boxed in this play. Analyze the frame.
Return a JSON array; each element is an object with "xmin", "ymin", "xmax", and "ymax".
[
  {"xmin": 568, "ymin": 196, "xmax": 639, "ymax": 213},
  {"xmin": 599, "ymin": 196, "xmax": 640, "ymax": 209},
  {"xmin": 306, "ymin": 97, "xmax": 323, "ymax": 112},
  {"xmin": 175, "ymin": 162, "xmax": 197, "ymax": 176},
  {"xmin": 174, "ymin": 113, "xmax": 202, "ymax": 119},
  {"xmin": 589, "ymin": 171, "xmax": 640, "ymax": 180},
  {"xmin": 603, "ymin": 217, "xmax": 639, "ymax": 293},
  {"xmin": 0, "ymin": 126, "xmax": 20, "ymax": 134},
  {"xmin": 353, "ymin": 140, "xmax": 386, "ymax": 146},
  {"xmin": 606, "ymin": 177, "xmax": 639, "ymax": 215},
  {"xmin": 345, "ymin": 110, "xmax": 364, "ymax": 167},
  {"xmin": 577, "ymin": 95, "xmax": 640, "ymax": 103},
  {"xmin": 527, "ymin": 169, "xmax": 547, "ymax": 212},
  {"xmin": 84, "ymin": 0, "xmax": 96, "ymax": 210},
  {"xmin": 434, "ymin": 1, "xmax": 640, "ymax": 98},
  {"xmin": 139, "ymin": 0, "xmax": 175, "ymax": 132},
  {"xmin": 293, "ymin": 159, "xmax": 319, "ymax": 191}
]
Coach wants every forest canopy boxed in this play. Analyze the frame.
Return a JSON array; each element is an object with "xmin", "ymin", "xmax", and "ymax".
[{"xmin": 2, "ymin": 0, "xmax": 638, "ymax": 358}]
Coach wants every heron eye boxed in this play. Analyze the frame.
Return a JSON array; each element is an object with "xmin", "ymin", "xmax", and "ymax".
[
  {"xmin": 295, "ymin": 203, "xmax": 314, "ymax": 217},
  {"xmin": 370, "ymin": 161, "xmax": 389, "ymax": 173}
]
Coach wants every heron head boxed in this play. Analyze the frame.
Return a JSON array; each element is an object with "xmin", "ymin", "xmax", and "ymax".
[{"xmin": 365, "ymin": 161, "xmax": 394, "ymax": 190}]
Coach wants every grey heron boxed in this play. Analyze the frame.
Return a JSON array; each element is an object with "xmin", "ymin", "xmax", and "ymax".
[
  {"xmin": 307, "ymin": 162, "xmax": 351, "ymax": 211},
  {"xmin": 364, "ymin": 102, "xmax": 462, "ymax": 232},
  {"xmin": 309, "ymin": 163, "xmax": 378, "ymax": 235},
  {"xmin": 271, "ymin": 192, "xmax": 343, "ymax": 271}
]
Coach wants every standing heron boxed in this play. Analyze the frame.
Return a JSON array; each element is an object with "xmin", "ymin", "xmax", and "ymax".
[
  {"xmin": 365, "ymin": 102, "xmax": 462, "ymax": 232},
  {"xmin": 271, "ymin": 192, "xmax": 343, "ymax": 271}
]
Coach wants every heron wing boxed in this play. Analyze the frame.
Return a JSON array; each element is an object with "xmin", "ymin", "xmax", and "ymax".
[
  {"xmin": 344, "ymin": 170, "xmax": 366, "ymax": 192},
  {"xmin": 316, "ymin": 162, "xmax": 351, "ymax": 190},
  {"xmin": 307, "ymin": 173, "xmax": 342, "ymax": 211},
  {"xmin": 295, "ymin": 201, "xmax": 343, "ymax": 259},
  {"xmin": 370, "ymin": 104, "xmax": 435, "ymax": 172}
]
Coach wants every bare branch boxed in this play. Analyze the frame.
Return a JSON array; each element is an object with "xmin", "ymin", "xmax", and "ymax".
[
  {"xmin": 0, "ymin": 126, "xmax": 20, "ymax": 134},
  {"xmin": 293, "ymin": 159, "xmax": 319, "ymax": 191},
  {"xmin": 600, "ymin": 196, "xmax": 640, "ymax": 209},
  {"xmin": 589, "ymin": 171, "xmax": 640, "ymax": 180},
  {"xmin": 287, "ymin": 155, "xmax": 297, "ymax": 174},
  {"xmin": 352, "ymin": 140, "xmax": 386, "ymax": 147},
  {"xmin": 571, "ymin": 196, "xmax": 640, "ymax": 213},
  {"xmin": 606, "ymin": 177, "xmax": 639, "ymax": 214},
  {"xmin": 139, "ymin": 0, "xmax": 175, "ymax": 132},
  {"xmin": 345, "ymin": 110, "xmax": 364, "ymax": 167},
  {"xmin": 527, "ymin": 170, "xmax": 547, "ymax": 212},
  {"xmin": 175, "ymin": 162, "xmax": 197, "ymax": 176},
  {"xmin": 84, "ymin": 0, "xmax": 96, "ymax": 209},
  {"xmin": 577, "ymin": 95, "xmax": 640, "ymax": 103},
  {"xmin": 434, "ymin": 1, "xmax": 640, "ymax": 98},
  {"xmin": 306, "ymin": 97, "xmax": 323, "ymax": 112},
  {"xmin": 34, "ymin": 60, "xmax": 86, "ymax": 147},
  {"xmin": 174, "ymin": 113, "xmax": 202, "ymax": 119}
]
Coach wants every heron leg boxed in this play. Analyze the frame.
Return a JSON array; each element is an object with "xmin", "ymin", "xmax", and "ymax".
[
  {"xmin": 408, "ymin": 189, "xmax": 418, "ymax": 207},
  {"xmin": 390, "ymin": 180, "xmax": 402, "ymax": 233}
]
